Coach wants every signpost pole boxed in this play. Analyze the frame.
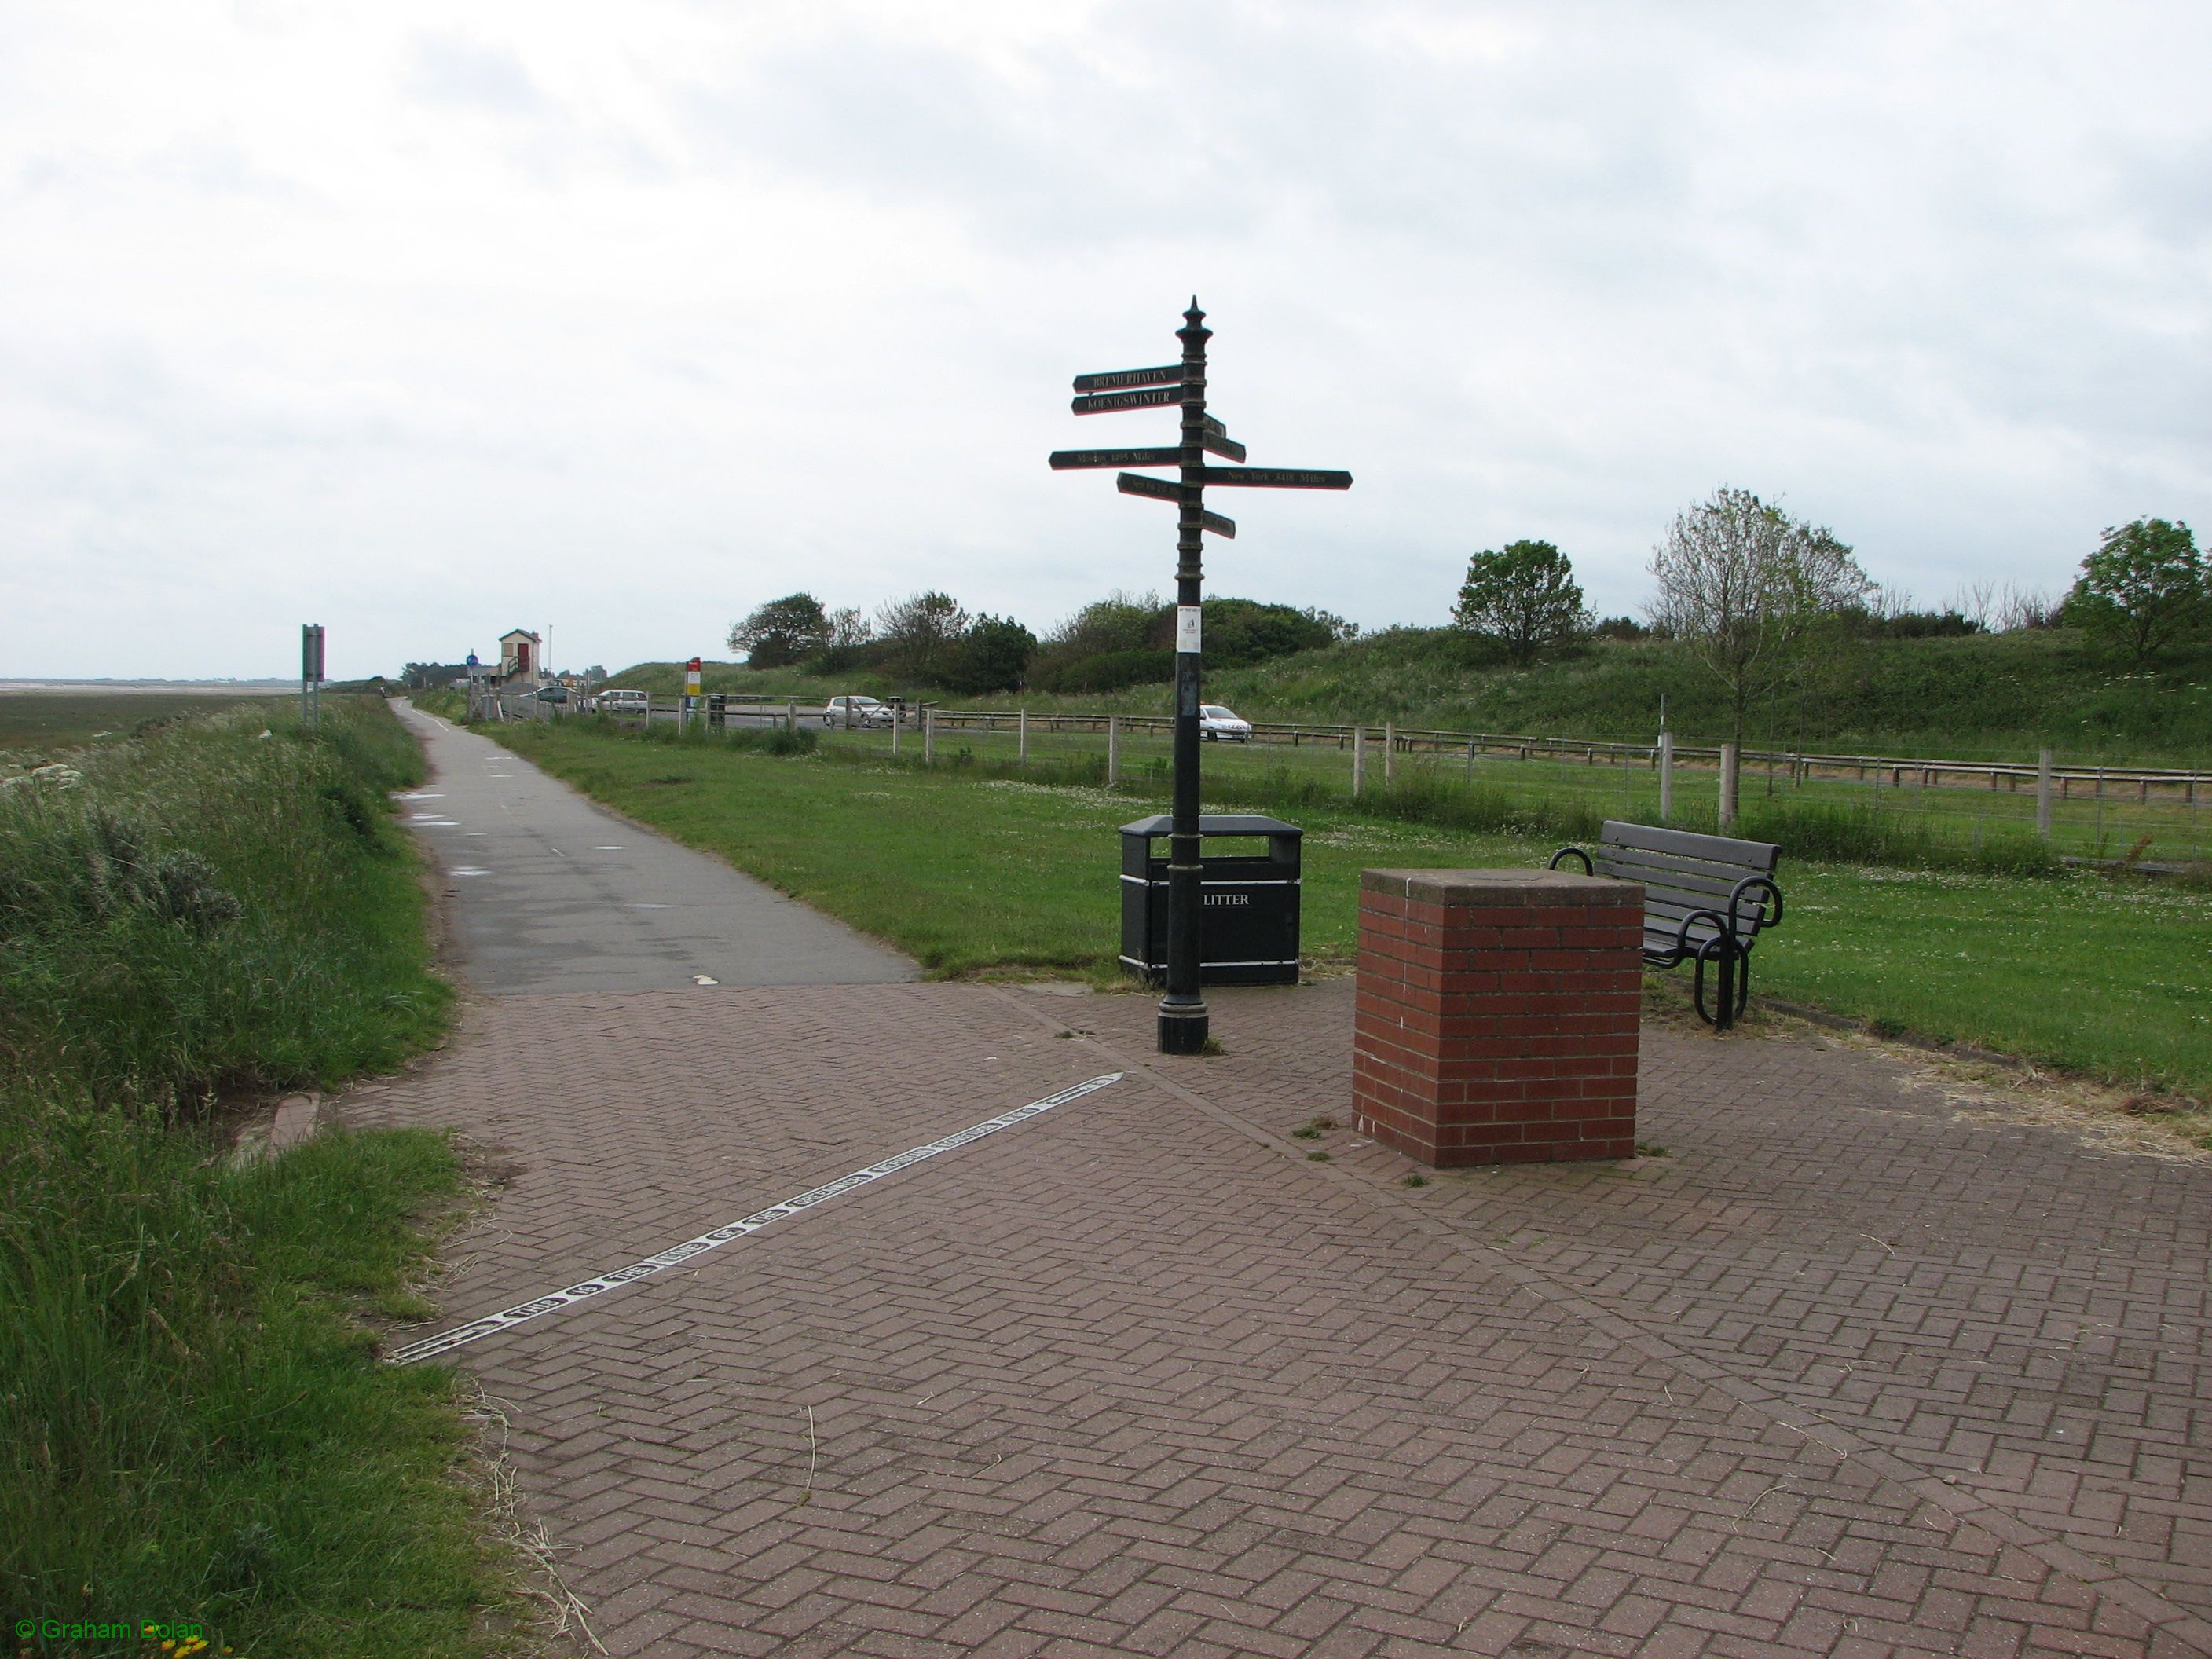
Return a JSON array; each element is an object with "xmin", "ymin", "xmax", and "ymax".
[
  {"xmin": 1050, "ymin": 298, "xmax": 1350, "ymax": 1057},
  {"xmin": 1159, "ymin": 299, "xmax": 1212, "ymax": 1056}
]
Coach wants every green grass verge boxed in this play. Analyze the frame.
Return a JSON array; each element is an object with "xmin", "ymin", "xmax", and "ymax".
[
  {"xmin": 486, "ymin": 716, "xmax": 2212, "ymax": 1101},
  {"xmin": 1, "ymin": 1096, "xmax": 496, "ymax": 1658},
  {"xmin": 2, "ymin": 698, "xmax": 516, "ymax": 1658}
]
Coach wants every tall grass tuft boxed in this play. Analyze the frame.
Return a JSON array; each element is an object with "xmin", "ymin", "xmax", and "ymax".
[
  {"xmin": 1730, "ymin": 799, "xmax": 2064, "ymax": 877},
  {"xmin": 0, "ymin": 700, "xmax": 446, "ymax": 1109}
]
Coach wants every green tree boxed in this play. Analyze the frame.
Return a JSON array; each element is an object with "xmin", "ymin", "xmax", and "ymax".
[
  {"xmin": 1647, "ymin": 487, "xmax": 1871, "ymax": 744},
  {"xmin": 2067, "ymin": 517, "xmax": 2202, "ymax": 665},
  {"xmin": 1038, "ymin": 591, "xmax": 1159, "ymax": 664},
  {"xmin": 876, "ymin": 591, "xmax": 971, "ymax": 679},
  {"xmin": 1452, "ymin": 540, "xmax": 1590, "ymax": 666},
  {"xmin": 812, "ymin": 607, "xmax": 876, "ymax": 673},
  {"xmin": 727, "ymin": 593, "xmax": 829, "ymax": 668},
  {"xmin": 1191, "ymin": 599, "xmax": 1347, "ymax": 667},
  {"xmin": 945, "ymin": 614, "xmax": 1038, "ymax": 694}
]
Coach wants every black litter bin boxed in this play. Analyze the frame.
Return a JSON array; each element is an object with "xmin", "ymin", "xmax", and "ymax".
[
  {"xmin": 707, "ymin": 693, "xmax": 727, "ymax": 730},
  {"xmin": 1119, "ymin": 814, "xmax": 1302, "ymax": 986}
]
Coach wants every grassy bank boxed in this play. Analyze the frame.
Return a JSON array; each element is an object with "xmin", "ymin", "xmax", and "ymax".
[
  {"xmin": 485, "ymin": 716, "xmax": 2212, "ymax": 1102},
  {"xmin": 612, "ymin": 625, "xmax": 2212, "ymax": 767},
  {"xmin": 1, "ymin": 699, "xmax": 509, "ymax": 1658},
  {"xmin": 1, "ymin": 699, "xmax": 449, "ymax": 1103}
]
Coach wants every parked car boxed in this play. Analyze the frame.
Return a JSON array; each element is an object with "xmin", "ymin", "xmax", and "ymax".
[
  {"xmin": 1199, "ymin": 703, "xmax": 1252, "ymax": 742},
  {"xmin": 823, "ymin": 695, "xmax": 894, "ymax": 729},
  {"xmin": 596, "ymin": 688, "xmax": 650, "ymax": 716},
  {"xmin": 533, "ymin": 684, "xmax": 570, "ymax": 705}
]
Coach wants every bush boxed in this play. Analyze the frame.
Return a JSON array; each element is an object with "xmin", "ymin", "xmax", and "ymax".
[{"xmin": 1028, "ymin": 648, "xmax": 1175, "ymax": 694}]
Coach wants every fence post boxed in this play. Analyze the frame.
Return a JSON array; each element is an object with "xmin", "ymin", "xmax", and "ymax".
[
  {"xmin": 1383, "ymin": 721, "xmax": 1394, "ymax": 786},
  {"xmin": 1019, "ymin": 708, "xmax": 1028, "ymax": 763},
  {"xmin": 1719, "ymin": 742, "xmax": 1739, "ymax": 828},
  {"xmin": 1658, "ymin": 731, "xmax": 1675, "ymax": 821},
  {"xmin": 2033, "ymin": 750, "xmax": 2051, "ymax": 834},
  {"xmin": 786, "ymin": 699, "xmax": 797, "ymax": 734},
  {"xmin": 890, "ymin": 707, "xmax": 899, "ymax": 757},
  {"xmin": 924, "ymin": 706, "xmax": 935, "ymax": 765},
  {"xmin": 1106, "ymin": 715, "xmax": 1119, "ymax": 786},
  {"xmin": 1353, "ymin": 727, "xmax": 1366, "ymax": 797}
]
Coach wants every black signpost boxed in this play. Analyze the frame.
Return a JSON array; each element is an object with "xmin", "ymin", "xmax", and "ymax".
[{"xmin": 1054, "ymin": 298, "xmax": 1351, "ymax": 1055}]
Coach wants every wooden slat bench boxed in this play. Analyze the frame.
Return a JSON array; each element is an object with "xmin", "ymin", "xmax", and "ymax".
[{"xmin": 1549, "ymin": 822, "xmax": 1784, "ymax": 1031}]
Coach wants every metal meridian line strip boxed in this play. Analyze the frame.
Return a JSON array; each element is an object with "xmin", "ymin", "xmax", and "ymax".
[{"xmin": 383, "ymin": 1073, "xmax": 1125, "ymax": 1366}]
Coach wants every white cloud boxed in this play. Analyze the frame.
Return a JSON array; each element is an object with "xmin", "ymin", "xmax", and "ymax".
[{"xmin": 0, "ymin": 0, "xmax": 2206, "ymax": 677}]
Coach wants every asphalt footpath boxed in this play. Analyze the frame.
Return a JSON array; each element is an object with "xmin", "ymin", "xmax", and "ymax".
[{"xmin": 390, "ymin": 699, "xmax": 914, "ymax": 994}]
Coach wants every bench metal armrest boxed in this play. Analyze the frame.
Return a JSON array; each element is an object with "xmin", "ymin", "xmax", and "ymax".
[
  {"xmin": 1727, "ymin": 874, "xmax": 1783, "ymax": 932},
  {"xmin": 1673, "ymin": 906, "xmax": 1734, "ymax": 959},
  {"xmin": 1549, "ymin": 845, "xmax": 1593, "ymax": 874}
]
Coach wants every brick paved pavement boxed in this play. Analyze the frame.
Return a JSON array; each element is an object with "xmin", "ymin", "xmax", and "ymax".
[{"xmin": 340, "ymin": 975, "xmax": 2212, "ymax": 1658}]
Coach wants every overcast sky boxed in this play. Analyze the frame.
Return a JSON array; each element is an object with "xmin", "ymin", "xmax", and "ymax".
[{"xmin": 3, "ymin": 1, "xmax": 2207, "ymax": 679}]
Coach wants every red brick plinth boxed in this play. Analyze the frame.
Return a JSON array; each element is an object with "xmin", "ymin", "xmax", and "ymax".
[{"xmin": 1353, "ymin": 868, "xmax": 1643, "ymax": 1166}]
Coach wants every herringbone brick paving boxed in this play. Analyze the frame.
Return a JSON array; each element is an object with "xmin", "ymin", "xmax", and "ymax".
[{"xmin": 339, "ymin": 980, "xmax": 2212, "ymax": 1656}]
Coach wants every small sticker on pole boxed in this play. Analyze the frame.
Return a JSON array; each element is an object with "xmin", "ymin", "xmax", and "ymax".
[{"xmin": 1177, "ymin": 606, "xmax": 1202, "ymax": 654}]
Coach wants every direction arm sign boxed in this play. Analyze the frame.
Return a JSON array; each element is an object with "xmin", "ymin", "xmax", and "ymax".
[
  {"xmin": 1049, "ymin": 447, "xmax": 1181, "ymax": 470},
  {"xmin": 1072, "ymin": 386, "xmax": 1181, "ymax": 415},
  {"xmin": 1193, "ymin": 466, "xmax": 1353, "ymax": 489},
  {"xmin": 1071, "ymin": 364, "xmax": 1185, "ymax": 394},
  {"xmin": 1200, "ymin": 430, "xmax": 1247, "ymax": 463},
  {"xmin": 1116, "ymin": 471, "xmax": 1187, "ymax": 504},
  {"xmin": 1114, "ymin": 472, "xmax": 1236, "ymax": 537}
]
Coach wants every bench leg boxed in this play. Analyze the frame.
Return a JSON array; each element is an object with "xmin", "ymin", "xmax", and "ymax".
[{"xmin": 1692, "ymin": 939, "xmax": 1746, "ymax": 1031}]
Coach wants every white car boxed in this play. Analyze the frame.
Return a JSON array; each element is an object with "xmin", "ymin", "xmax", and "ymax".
[
  {"xmin": 596, "ymin": 688, "xmax": 650, "ymax": 716},
  {"xmin": 823, "ymin": 695, "xmax": 894, "ymax": 729},
  {"xmin": 1199, "ymin": 704, "xmax": 1253, "ymax": 742}
]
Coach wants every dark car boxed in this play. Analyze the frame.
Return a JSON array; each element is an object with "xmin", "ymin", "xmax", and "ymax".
[{"xmin": 533, "ymin": 685, "xmax": 570, "ymax": 704}]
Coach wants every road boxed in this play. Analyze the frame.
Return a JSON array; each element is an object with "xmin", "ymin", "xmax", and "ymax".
[{"xmin": 391, "ymin": 699, "xmax": 914, "ymax": 994}]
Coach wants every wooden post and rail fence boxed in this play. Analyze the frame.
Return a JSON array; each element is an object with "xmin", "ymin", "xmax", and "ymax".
[{"xmin": 471, "ymin": 688, "xmax": 2210, "ymax": 838}]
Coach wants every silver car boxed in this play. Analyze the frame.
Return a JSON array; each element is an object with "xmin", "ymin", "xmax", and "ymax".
[
  {"xmin": 1199, "ymin": 703, "xmax": 1253, "ymax": 742},
  {"xmin": 823, "ymin": 695, "xmax": 894, "ymax": 729}
]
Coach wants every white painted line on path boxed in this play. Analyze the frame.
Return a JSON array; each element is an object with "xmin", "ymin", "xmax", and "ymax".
[{"xmin": 385, "ymin": 1072, "xmax": 1123, "ymax": 1367}]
